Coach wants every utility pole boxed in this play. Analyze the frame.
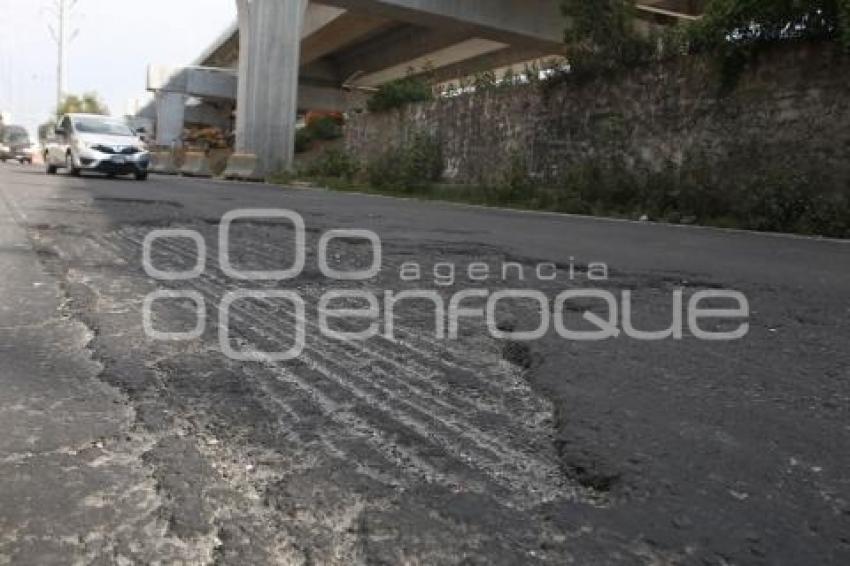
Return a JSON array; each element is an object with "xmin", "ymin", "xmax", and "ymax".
[
  {"xmin": 47, "ymin": 0, "xmax": 76, "ymax": 113},
  {"xmin": 57, "ymin": 0, "xmax": 67, "ymax": 110}
]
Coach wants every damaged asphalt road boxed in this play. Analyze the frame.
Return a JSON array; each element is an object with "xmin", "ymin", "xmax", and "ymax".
[{"xmin": 0, "ymin": 162, "xmax": 848, "ymax": 565}]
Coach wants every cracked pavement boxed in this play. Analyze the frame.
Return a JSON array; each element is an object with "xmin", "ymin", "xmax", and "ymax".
[{"xmin": 0, "ymin": 162, "xmax": 848, "ymax": 565}]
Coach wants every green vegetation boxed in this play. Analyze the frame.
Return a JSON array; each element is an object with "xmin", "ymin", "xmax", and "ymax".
[
  {"xmin": 55, "ymin": 92, "xmax": 109, "ymax": 117},
  {"xmin": 288, "ymin": 133, "xmax": 442, "ymax": 191},
  {"xmin": 308, "ymin": 116, "xmax": 344, "ymax": 141},
  {"xmin": 294, "ymin": 115, "xmax": 345, "ymax": 154},
  {"xmin": 560, "ymin": 0, "xmax": 850, "ymax": 85},
  {"xmin": 366, "ymin": 133, "xmax": 443, "ymax": 192},
  {"xmin": 295, "ymin": 128, "xmax": 313, "ymax": 153},
  {"xmin": 271, "ymin": 2, "xmax": 850, "ymax": 239},
  {"xmin": 688, "ymin": 0, "xmax": 850, "ymax": 51},
  {"xmin": 37, "ymin": 92, "xmax": 110, "ymax": 141},
  {"xmin": 561, "ymin": 0, "xmax": 655, "ymax": 75},
  {"xmin": 273, "ymin": 141, "xmax": 849, "ymax": 238},
  {"xmin": 303, "ymin": 149, "xmax": 360, "ymax": 181},
  {"xmin": 687, "ymin": 1, "xmax": 850, "ymax": 89},
  {"xmin": 552, "ymin": 159, "xmax": 849, "ymax": 237},
  {"xmin": 366, "ymin": 76, "xmax": 434, "ymax": 112}
]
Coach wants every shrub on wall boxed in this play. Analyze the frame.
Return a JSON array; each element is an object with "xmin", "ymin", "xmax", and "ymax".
[
  {"xmin": 292, "ymin": 133, "xmax": 443, "ymax": 192},
  {"xmin": 561, "ymin": 0, "xmax": 656, "ymax": 75},
  {"xmin": 488, "ymin": 154, "xmax": 538, "ymax": 205},
  {"xmin": 552, "ymin": 157, "xmax": 850, "ymax": 238},
  {"xmin": 685, "ymin": 0, "xmax": 850, "ymax": 88},
  {"xmin": 367, "ymin": 76, "xmax": 434, "ymax": 112},
  {"xmin": 308, "ymin": 116, "xmax": 344, "ymax": 141},
  {"xmin": 688, "ymin": 0, "xmax": 849, "ymax": 51},
  {"xmin": 304, "ymin": 149, "xmax": 360, "ymax": 181},
  {"xmin": 560, "ymin": 0, "xmax": 850, "ymax": 82},
  {"xmin": 294, "ymin": 113, "xmax": 345, "ymax": 154},
  {"xmin": 367, "ymin": 133, "xmax": 443, "ymax": 191},
  {"xmin": 295, "ymin": 128, "xmax": 313, "ymax": 154},
  {"xmin": 305, "ymin": 111, "xmax": 344, "ymax": 128},
  {"xmin": 734, "ymin": 171, "xmax": 849, "ymax": 236}
]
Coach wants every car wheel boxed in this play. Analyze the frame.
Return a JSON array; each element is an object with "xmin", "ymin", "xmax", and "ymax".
[
  {"xmin": 45, "ymin": 153, "xmax": 57, "ymax": 174},
  {"xmin": 65, "ymin": 152, "xmax": 81, "ymax": 176},
  {"xmin": 135, "ymin": 172, "xmax": 149, "ymax": 181}
]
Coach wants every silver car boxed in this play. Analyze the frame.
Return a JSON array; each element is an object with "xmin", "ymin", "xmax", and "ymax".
[{"xmin": 45, "ymin": 113, "xmax": 150, "ymax": 180}]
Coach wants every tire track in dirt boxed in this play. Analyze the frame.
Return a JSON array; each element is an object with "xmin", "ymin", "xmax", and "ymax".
[{"xmin": 114, "ymin": 227, "xmax": 583, "ymax": 508}]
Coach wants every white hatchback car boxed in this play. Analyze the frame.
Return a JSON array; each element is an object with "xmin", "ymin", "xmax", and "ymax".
[{"xmin": 45, "ymin": 114, "xmax": 150, "ymax": 180}]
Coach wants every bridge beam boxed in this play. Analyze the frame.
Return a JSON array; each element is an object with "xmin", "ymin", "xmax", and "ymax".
[
  {"xmin": 149, "ymin": 65, "xmax": 361, "ymax": 111},
  {"xmin": 302, "ymin": 10, "xmax": 392, "ymax": 65},
  {"xmin": 314, "ymin": 0, "xmax": 565, "ymax": 51},
  {"xmin": 335, "ymin": 25, "xmax": 476, "ymax": 84},
  {"xmin": 148, "ymin": 66, "xmax": 237, "ymax": 100}
]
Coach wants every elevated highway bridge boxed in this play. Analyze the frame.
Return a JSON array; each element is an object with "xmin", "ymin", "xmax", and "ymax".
[{"xmin": 142, "ymin": 0, "xmax": 704, "ymax": 175}]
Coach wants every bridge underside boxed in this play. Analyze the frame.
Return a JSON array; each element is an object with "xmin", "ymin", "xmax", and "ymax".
[{"xmin": 144, "ymin": 0, "xmax": 704, "ymax": 174}]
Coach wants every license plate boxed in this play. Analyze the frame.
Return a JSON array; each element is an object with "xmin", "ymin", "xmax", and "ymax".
[{"xmin": 111, "ymin": 155, "xmax": 126, "ymax": 164}]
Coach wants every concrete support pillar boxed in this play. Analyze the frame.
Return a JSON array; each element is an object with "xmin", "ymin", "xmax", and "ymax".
[
  {"xmin": 235, "ymin": 0, "xmax": 307, "ymax": 174},
  {"xmin": 154, "ymin": 91, "xmax": 186, "ymax": 147}
]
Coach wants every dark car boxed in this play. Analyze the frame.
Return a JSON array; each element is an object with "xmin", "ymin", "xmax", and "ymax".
[{"xmin": 0, "ymin": 124, "xmax": 34, "ymax": 164}]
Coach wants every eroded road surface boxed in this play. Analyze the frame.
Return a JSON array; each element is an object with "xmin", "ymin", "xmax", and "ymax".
[{"xmin": 1, "ymin": 162, "xmax": 848, "ymax": 565}]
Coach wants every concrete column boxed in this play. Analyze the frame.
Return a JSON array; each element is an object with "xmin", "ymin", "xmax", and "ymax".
[
  {"xmin": 235, "ymin": 0, "xmax": 307, "ymax": 174},
  {"xmin": 154, "ymin": 91, "xmax": 186, "ymax": 147}
]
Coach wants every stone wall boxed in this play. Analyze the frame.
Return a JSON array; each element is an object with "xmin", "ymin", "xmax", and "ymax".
[{"xmin": 345, "ymin": 43, "xmax": 850, "ymax": 188}]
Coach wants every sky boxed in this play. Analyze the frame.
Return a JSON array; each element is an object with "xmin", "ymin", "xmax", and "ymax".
[{"xmin": 0, "ymin": 0, "xmax": 236, "ymax": 137}]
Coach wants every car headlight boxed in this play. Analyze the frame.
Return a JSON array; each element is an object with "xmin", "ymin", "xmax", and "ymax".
[{"xmin": 0, "ymin": 144, "xmax": 9, "ymax": 152}]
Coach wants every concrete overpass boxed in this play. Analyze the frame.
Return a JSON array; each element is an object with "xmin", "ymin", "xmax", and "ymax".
[{"xmin": 143, "ymin": 0, "xmax": 704, "ymax": 175}]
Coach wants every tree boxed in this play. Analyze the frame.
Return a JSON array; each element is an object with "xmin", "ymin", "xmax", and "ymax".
[
  {"xmin": 55, "ymin": 92, "xmax": 109, "ymax": 118},
  {"xmin": 560, "ymin": 0, "xmax": 654, "ymax": 73},
  {"xmin": 687, "ymin": 0, "xmax": 849, "ymax": 51},
  {"xmin": 560, "ymin": 0, "xmax": 850, "ymax": 77}
]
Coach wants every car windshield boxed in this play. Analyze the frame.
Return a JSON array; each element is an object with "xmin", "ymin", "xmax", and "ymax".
[
  {"xmin": 1, "ymin": 127, "xmax": 29, "ymax": 144},
  {"xmin": 72, "ymin": 117, "xmax": 134, "ymax": 136}
]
